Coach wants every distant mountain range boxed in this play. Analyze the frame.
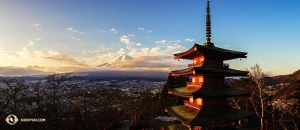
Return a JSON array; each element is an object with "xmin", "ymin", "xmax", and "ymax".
[{"xmin": 96, "ymin": 54, "xmax": 133, "ymax": 67}]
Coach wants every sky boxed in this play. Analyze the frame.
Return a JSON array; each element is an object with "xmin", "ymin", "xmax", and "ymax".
[{"xmin": 1, "ymin": 0, "xmax": 300, "ymax": 76}]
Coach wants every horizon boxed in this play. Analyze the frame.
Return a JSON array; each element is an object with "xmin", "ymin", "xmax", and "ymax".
[{"xmin": 1, "ymin": 0, "xmax": 300, "ymax": 76}]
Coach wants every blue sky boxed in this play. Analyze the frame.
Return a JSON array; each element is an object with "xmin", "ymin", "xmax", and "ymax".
[{"xmin": 0, "ymin": 0, "xmax": 300, "ymax": 76}]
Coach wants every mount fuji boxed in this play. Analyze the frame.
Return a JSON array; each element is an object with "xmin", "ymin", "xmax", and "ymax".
[{"xmin": 96, "ymin": 54, "xmax": 133, "ymax": 67}]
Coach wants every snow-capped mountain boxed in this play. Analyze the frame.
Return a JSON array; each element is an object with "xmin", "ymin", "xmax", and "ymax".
[{"xmin": 96, "ymin": 54, "xmax": 133, "ymax": 67}]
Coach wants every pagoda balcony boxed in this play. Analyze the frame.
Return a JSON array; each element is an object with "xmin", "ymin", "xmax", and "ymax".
[
  {"xmin": 186, "ymin": 82, "xmax": 203, "ymax": 86},
  {"xmin": 184, "ymin": 100, "xmax": 201, "ymax": 110},
  {"xmin": 188, "ymin": 62, "xmax": 203, "ymax": 67}
]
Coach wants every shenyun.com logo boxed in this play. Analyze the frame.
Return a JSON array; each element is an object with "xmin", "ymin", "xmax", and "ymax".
[{"xmin": 5, "ymin": 114, "xmax": 18, "ymax": 125}]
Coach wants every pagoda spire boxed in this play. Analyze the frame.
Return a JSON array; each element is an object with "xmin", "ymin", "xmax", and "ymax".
[{"xmin": 203, "ymin": 0, "xmax": 214, "ymax": 46}]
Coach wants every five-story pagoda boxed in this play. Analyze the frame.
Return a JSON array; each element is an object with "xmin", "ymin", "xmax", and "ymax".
[{"xmin": 165, "ymin": 1, "xmax": 254, "ymax": 130}]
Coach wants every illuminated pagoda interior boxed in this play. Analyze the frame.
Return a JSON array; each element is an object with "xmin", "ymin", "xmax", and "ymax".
[{"xmin": 165, "ymin": 1, "xmax": 254, "ymax": 130}]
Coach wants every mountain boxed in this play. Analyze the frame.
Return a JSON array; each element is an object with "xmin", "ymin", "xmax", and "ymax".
[{"xmin": 96, "ymin": 54, "xmax": 133, "ymax": 67}]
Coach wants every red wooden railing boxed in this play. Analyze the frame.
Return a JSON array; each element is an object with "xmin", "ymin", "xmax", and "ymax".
[
  {"xmin": 184, "ymin": 100, "xmax": 201, "ymax": 109},
  {"xmin": 186, "ymin": 82, "xmax": 203, "ymax": 86},
  {"xmin": 188, "ymin": 62, "xmax": 203, "ymax": 67}
]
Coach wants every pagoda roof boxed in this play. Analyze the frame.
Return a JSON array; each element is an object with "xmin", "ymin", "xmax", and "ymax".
[
  {"xmin": 193, "ymin": 86, "xmax": 252, "ymax": 98},
  {"xmin": 171, "ymin": 65, "xmax": 248, "ymax": 76},
  {"xmin": 174, "ymin": 43, "xmax": 247, "ymax": 60},
  {"xmin": 166, "ymin": 105, "xmax": 254, "ymax": 126},
  {"xmin": 165, "ymin": 105, "xmax": 199, "ymax": 124},
  {"xmin": 168, "ymin": 86, "xmax": 200, "ymax": 97}
]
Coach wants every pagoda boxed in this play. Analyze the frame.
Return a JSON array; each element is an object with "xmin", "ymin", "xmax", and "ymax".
[{"xmin": 165, "ymin": 1, "xmax": 254, "ymax": 130}]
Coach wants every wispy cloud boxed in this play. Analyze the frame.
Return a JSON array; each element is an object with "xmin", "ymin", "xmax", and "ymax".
[
  {"xmin": 31, "ymin": 23, "xmax": 42, "ymax": 31},
  {"xmin": 185, "ymin": 38, "xmax": 194, "ymax": 42},
  {"xmin": 155, "ymin": 40, "xmax": 167, "ymax": 45},
  {"xmin": 27, "ymin": 37, "xmax": 42, "ymax": 46},
  {"xmin": 31, "ymin": 23, "xmax": 41, "ymax": 27},
  {"xmin": 66, "ymin": 27, "xmax": 85, "ymax": 34},
  {"xmin": 71, "ymin": 37, "xmax": 81, "ymax": 41},
  {"xmin": 136, "ymin": 43, "xmax": 141, "ymax": 46},
  {"xmin": 113, "ymin": 56, "xmax": 184, "ymax": 71},
  {"xmin": 0, "ymin": 66, "xmax": 47, "ymax": 76},
  {"xmin": 109, "ymin": 28, "xmax": 118, "ymax": 33},
  {"xmin": 138, "ymin": 27, "xmax": 145, "ymax": 31},
  {"xmin": 28, "ymin": 41, "xmax": 34, "ymax": 46},
  {"xmin": 138, "ymin": 27, "xmax": 152, "ymax": 33},
  {"xmin": 98, "ymin": 30, "xmax": 106, "ymax": 33},
  {"xmin": 41, "ymin": 50, "xmax": 90, "ymax": 67},
  {"xmin": 16, "ymin": 48, "xmax": 90, "ymax": 67}
]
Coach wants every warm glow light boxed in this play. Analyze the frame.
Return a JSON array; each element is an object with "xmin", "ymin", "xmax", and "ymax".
[
  {"xmin": 199, "ymin": 77, "xmax": 203, "ymax": 82},
  {"xmin": 193, "ymin": 59, "xmax": 197, "ymax": 65},
  {"xmin": 189, "ymin": 97, "xmax": 194, "ymax": 103},
  {"xmin": 196, "ymin": 98, "xmax": 202, "ymax": 105},
  {"xmin": 200, "ymin": 57, "xmax": 204, "ymax": 62},
  {"xmin": 192, "ymin": 78, "xmax": 195, "ymax": 83}
]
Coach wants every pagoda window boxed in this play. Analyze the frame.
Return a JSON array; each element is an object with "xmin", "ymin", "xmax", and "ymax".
[
  {"xmin": 189, "ymin": 97, "xmax": 194, "ymax": 103},
  {"xmin": 192, "ymin": 78, "xmax": 196, "ymax": 83},
  {"xmin": 193, "ymin": 59, "xmax": 197, "ymax": 65},
  {"xmin": 199, "ymin": 77, "xmax": 204, "ymax": 82},
  {"xmin": 196, "ymin": 98, "xmax": 202, "ymax": 106}
]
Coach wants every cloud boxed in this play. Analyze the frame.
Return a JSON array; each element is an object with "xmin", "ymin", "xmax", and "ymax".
[
  {"xmin": 136, "ymin": 43, "xmax": 141, "ymax": 46},
  {"xmin": 120, "ymin": 34, "xmax": 135, "ymax": 45},
  {"xmin": 36, "ymin": 28, "xmax": 42, "ymax": 31},
  {"xmin": 138, "ymin": 27, "xmax": 152, "ymax": 33},
  {"xmin": 31, "ymin": 23, "xmax": 41, "ymax": 27},
  {"xmin": 113, "ymin": 56, "xmax": 185, "ymax": 71},
  {"xmin": 71, "ymin": 37, "xmax": 81, "ymax": 41},
  {"xmin": 0, "ymin": 65, "xmax": 98, "ymax": 76},
  {"xmin": 98, "ymin": 30, "xmax": 106, "ymax": 33},
  {"xmin": 66, "ymin": 27, "xmax": 85, "ymax": 34},
  {"xmin": 110, "ymin": 28, "xmax": 117, "ymax": 33},
  {"xmin": 185, "ymin": 38, "xmax": 194, "ymax": 42},
  {"xmin": 35, "ymin": 37, "xmax": 42, "ymax": 41},
  {"xmin": 172, "ymin": 40, "xmax": 181, "ymax": 43},
  {"xmin": 155, "ymin": 40, "xmax": 167, "ymax": 45},
  {"xmin": 28, "ymin": 41, "xmax": 34, "ymax": 46},
  {"xmin": 138, "ymin": 27, "xmax": 145, "ymax": 31},
  {"xmin": 27, "ymin": 37, "xmax": 42, "ymax": 46},
  {"xmin": 31, "ymin": 23, "xmax": 42, "ymax": 31},
  {"xmin": 0, "ymin": 66, "xmax": 47, "ymax": 76},
  {"xmin": 41, "ymin": 50, "xmax": 89, "ymax": 67},
  {"xmin": 16, "ymin": 48, "xmax": 90, "ymax": 67}
]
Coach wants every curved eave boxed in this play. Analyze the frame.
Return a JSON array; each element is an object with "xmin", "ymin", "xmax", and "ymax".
[
  {"xmin": 165, "ymin": 105, "xmax": 199, "ymax": 124},
  {"xmin": 171, "ymin": 68, "xmax": 194, "ymax": 76},
  {"xmin": 192, "ymin": 86, "xmax": 251, "ymax": 98},
  {"xmin": 174, "ymin": 44, "xmax": 197, "ymax": 60},
  {"xmin": 173, "ymin": 43, "xmax": 248, "ymax": 60},
  {"xmin": 168, "ymin": 86, "xmax": 200, "ymax": 97},
  {"xmin": 190, "ymin": 107, "xmax": 255, "ymax": 126}
]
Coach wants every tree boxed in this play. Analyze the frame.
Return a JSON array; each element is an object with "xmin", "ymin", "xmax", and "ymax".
[
  {"xmin": 0, "ymin": 78, "xmax": 28, "ymax": 118},
  {"xmin": 44, "ymin": 73, "xmax": 71, "ymax": 129},
  {"xmin": 248, "ymin": 64, "xmax": 269, "ymax": 130}
]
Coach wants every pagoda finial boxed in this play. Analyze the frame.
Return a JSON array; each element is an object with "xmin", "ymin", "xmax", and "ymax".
[{"xmin": 203, "ymin": 0, "xmax": 214, "ymax": 46}]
